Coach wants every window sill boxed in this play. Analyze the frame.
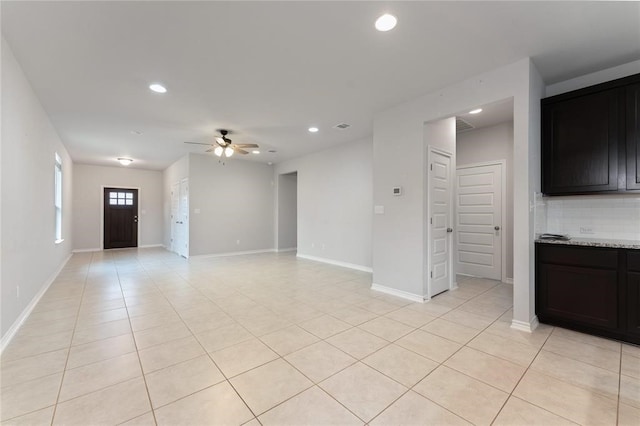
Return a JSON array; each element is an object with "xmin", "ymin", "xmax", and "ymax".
[{"xmin": 55, "ymin": 239, "xmax": 65, "ymax": 245}]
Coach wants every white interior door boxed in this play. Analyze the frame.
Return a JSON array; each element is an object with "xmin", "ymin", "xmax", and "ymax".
[
  {"xmin": 170, "ymin": 183, "xmax": 179, "ymax": 253},
  {"xmin": 456, "ymin": 163, "xmax": 502, "ymax": 280},
  {"xmin": 175, "ymin": 179, "xmax": 189, "ymax": 258},
  {"xmin": 429, "ymin": 150, "xmax": 453, "ymax": 297}
]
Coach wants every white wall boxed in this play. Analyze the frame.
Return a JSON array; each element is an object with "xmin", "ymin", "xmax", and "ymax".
[
  {"xmin": 1, "ymin": 38, "xmax": 74, "ymax": 341},
  {"xmin": 276, "ymin": 138, "xmax": 373, "ymax": 270},
  {"xmin": 372, "ymin": 58, "xmax": 544, "ymax": 331},
  {"xmin": 457, "ymin": 121, "xmax": 514, "ymax": 280},
  {"xmin": 162, "ymin": 155, "xmax": 189, "ymax": 249},
  {"xmin": 188, "ymin": 153, "xmax": 274, "ymax": 256},
  {"xmin": 72, "ymin": 164, "xmax": 163, "ymax": 251},
  {"xmin": 546, "ymin": 59, "xmax": 640, "ymax": 97},
  {"xmin": 277, "ymin": 173, "xmax": 297, "ymax": 250}
]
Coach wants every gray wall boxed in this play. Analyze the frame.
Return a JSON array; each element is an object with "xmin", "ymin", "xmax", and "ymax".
[
  {"xmin": 276, "ymin": 138, "xmax": 373, "ymax": 269},
  {"xmin": 72, "ymin": 164, "xmax": 164, "ymax": 250},
  {"xmin": 188, "ymin": 153, "xmax": 274, "ymax": 256},
  {"xmin": 372, "ymin": 58, "xmax": 544, "ymax": 330},
  {"xmin": 1, "ymin": 38, "xmax": 74, "ymax": 341},
  {"xmin": 457, "ymin": 121, "xmax": 514, "ymax": 280},
  {"xmin": 277, "ymin": 173, "xmax": 297, "ymax": 250}
]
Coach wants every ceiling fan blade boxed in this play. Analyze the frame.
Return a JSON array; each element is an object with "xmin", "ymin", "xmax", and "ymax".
[
  {"xmin": 234, "ymin": 148, "xmax": 249, "ymax": 155},
  {"xmin": 234, "ymin": 143, "xmax": 259, "ymax": 148},
  {"xmin": 184, "ymin": 141, "xmax": 214, "ymax": 146}
]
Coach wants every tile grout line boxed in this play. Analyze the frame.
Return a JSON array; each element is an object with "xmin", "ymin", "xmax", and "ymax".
[
  {"xmin": 114, "ymin": 254, "xmax": 159, "ymax": 426},
  {"xmin": 49, "ymin": 251, "xmax": 92, "ymax": 425}
]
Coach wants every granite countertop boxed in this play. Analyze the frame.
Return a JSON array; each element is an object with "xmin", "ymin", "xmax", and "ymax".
[{"xmin": 535, "ymin": 236, "xmax": 640, "ymax": 250}]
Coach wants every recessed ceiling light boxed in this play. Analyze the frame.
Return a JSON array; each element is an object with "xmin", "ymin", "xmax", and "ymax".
[
  {"xmin": 308, "ymin": 127, "xmax": 319, "ymax": 133},
  {"xmin": 252, "ymin": 150, "xmax": 260, "ymax": 154},
  {"xmin": 469, "ymin": 108, "xmax": 483, "ymax": 114},
  {"xmin": 375, "ymin": 14, "xmax": 397, "ymax": 32},
  {"xmin": 117, "ymin": 158, "xmax": 133, "ymax": 166},
  {"xmin": 149, "ymin": 83, "xmax": 167, "ymax": 93}
]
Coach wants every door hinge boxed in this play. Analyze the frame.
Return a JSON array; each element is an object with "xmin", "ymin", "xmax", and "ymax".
[
  {"xmin": 430, "ymin": 217, "xmax": 432, "ymax": 224},
  {"xmin": 430, "ymin": 164, "xmax": 433, "ymax": 171},
  {"xmin": 430, "ymin": 271, "xmax": 433, "ymax": 278}
]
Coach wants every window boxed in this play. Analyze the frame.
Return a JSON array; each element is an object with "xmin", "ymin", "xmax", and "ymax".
[
  {"xmin": 54, "ymin": 153, "xmax": 63, "ymax": 243},
  {"xmin": 109, "ymin": 191, "xmax": 134, "ymax": 205}
]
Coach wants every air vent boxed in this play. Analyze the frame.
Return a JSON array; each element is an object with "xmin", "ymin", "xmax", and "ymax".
[
  {"xmin": 333, "ymin": 123, "xmax": 351, "ymax": 130},
  {"xmin": 456, "ymin": 117, "xmax": 475, "ymax": 133}
]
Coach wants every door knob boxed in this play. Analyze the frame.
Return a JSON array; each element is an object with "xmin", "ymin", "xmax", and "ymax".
[
  {"xmin": 494, "ymin": 226, "xmax": 500, "ymax": 231},
  {"xmin": 447, "ymin": 228, "xmax": 453, "ymax": 233}
]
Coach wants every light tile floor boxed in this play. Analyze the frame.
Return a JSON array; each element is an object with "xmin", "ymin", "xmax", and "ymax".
[{"xmin": 1, "ymin": 248, "xmax": 638, "ymax": 425}]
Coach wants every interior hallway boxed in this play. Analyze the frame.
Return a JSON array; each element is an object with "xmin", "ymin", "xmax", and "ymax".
[{"xmin": 1, "ymin": 249, "xmax": 638, "ymax": 425}]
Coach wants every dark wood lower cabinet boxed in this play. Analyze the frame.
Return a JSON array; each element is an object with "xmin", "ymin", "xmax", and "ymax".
[
  {"xmin": 627, "ymin": 251, "xmax": 640, "ymax": 340},
  {"xmin": 536, "ymin": 243, "xmax": 640, "ymax": 345}
]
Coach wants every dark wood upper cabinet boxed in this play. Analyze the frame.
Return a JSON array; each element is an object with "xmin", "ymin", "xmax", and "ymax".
[
  {"xmin": 627, "ymin": 83, "xmax": 640, "ymax": 190},
  {"xmin": 541, "ymin": 73, "xmax": 640, "ymax": 195}
]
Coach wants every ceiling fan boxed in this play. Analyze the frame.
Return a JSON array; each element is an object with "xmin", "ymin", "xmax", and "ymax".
[{"xmin": 184, "ymin": 129, "xmax": 259, "ymax": 158}]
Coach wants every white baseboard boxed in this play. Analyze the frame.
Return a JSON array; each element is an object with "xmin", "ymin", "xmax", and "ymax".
[
  {"xmin": 296, "ymin": 254, "xmax": 372, "ymax": 273},
  {"xmin": 277, "ymin": 247, "xmax": 297, "ymax": 253},
  {"xmin": 189, "ymin": 248, "xmax": 276, "ymax": 260},
  {"xmin": 371, "ymin": 283, "xmax": 425, "ymax": 303},
  {"xmin": 510, "ymin": 316, "xmax": 539, "ymax": 333},
  {"xmin": 72, "ymin": 247, "xmax": 101, "ymax": 253},
  {"xmin": 1, "ymin": 253, "xmax": 72, "ymax": 354},
  {"xmin": 139, "ymin": 244, "xmax": 164, "ymax": 249},
  {"xmin": 502, "ymin": 277, "xmax": 514, "ymax": 285}
]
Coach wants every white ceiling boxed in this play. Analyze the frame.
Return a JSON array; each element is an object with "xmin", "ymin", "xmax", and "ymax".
[{"xmin": 2, "ymin": 1, "xmax": 639, "ymax": 170}]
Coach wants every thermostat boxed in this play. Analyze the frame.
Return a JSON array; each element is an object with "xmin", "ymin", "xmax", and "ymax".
[{"xmin": 393, "ymin": 187, "xmax": 402, "ymax": 196}]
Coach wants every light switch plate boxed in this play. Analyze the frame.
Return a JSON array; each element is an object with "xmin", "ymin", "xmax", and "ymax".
[{"xmin": 374, "ymin": 205, "xmax": 385, "ymax": 214}]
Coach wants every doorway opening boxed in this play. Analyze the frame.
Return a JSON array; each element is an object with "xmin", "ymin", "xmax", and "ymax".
[
  {"xmin": 424, "ymin": 98, "xmax": 514, "ymax": 300},
  {"xmin": 277, "ymin": 172, "xmax": 298, "ymax": 252},
  {"xmin": 103, "ymin": 187, "xmax": 138, "ymax": 249}
]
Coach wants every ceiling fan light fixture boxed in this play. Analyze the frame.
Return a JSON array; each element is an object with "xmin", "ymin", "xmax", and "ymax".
[
  {"xmin": 214, "ymin": 146, "xmax": 224, "ymax": 156},
  {"xmin": 224, "ymin": 147, "xmax": 234, "ymax": 157},
  {"xmin": 469, "ymin": 108, "xmax": 483, "ymax": 114},
  {"xmin": 252, "ymin": 150, "xmax": 260, "ymax": 154},
  {"xmin": 215, "ymin": 136, "xmax": 226, "ymax": 145},
  {"xmin": 117, "ymin": 157, "xmax": 133, "ymax": 166},
  {"xmin": 375, "ymin": 14, "xmax": 397, "ymax": 32}
]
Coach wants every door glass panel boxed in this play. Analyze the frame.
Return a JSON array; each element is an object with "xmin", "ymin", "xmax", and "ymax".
[
  {"xmin": 118, "ymin": 192, "xmax": 125, "ymax": 198},
  {"xmin": 125, "ymin": 199, "xmax": 133, "ymax": 205},
  {"xmin": 110, "ymin": 192, "xmax": 117, "ymax": 198},
  {"xmin": 118, "ymin": 199, "xmax": 125, "ymax": 205},
  {"xmin": 109, "ymin": 199, "xmax": 117, "ymax": 205},
  {"xmin": 126, "ymin": 193, "xmax": 133, "ymax": 199}
]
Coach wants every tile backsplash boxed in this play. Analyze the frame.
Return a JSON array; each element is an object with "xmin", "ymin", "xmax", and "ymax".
[{"xmin": 535, "ymin": 193, "xmax": 640, "ymax": 241}]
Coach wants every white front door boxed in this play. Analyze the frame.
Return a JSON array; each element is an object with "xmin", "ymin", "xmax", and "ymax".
[
  {"xmin": 429, "ymin": 150, "xmax": 453, "ymax": 297},
  {"xmin": 456, "ymin": 163, "xmax": 502, "ymax": 280}
]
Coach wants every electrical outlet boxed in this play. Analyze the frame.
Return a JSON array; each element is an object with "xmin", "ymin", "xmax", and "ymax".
[{"xmin": 580, "ymin": 227, "xmax": 595, "ymax": 234}]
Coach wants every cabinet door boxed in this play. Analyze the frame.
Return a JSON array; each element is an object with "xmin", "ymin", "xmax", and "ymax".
[
  {"xmin": 542, "ymin": 89, "xmax": 619, "ymax": 194},
  {"xmin": 628, "ymin": 272, "xmax": 640, "ymax": 338},
  {"xmin": 627, "ymin": 83, "xmax": 640, "ymax": 190},
  {"xmin": 537, "ymin": 263, "xmax": 618, "ymax": 329}
]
